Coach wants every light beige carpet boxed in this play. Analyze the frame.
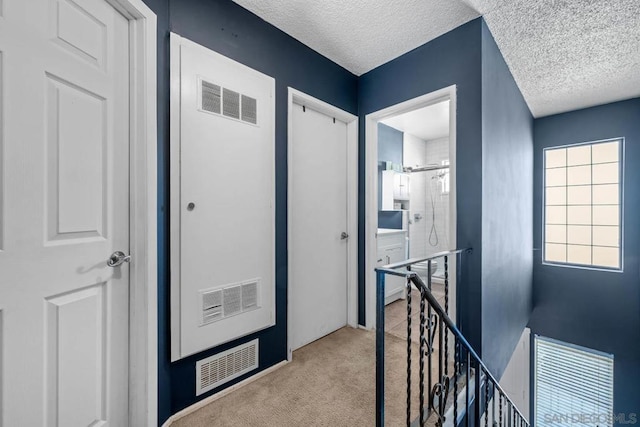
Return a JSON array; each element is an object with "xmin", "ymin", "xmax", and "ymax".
[{"xmin": 172, "ymin": 327, "xmax": 425, "ymax": 427}]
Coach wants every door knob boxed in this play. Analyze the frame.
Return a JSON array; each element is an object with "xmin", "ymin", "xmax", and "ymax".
[
  {"xmin": 340, "ymin": 232, "xmax": 349, "ymax": 240},
  {"xmin": 107, "ymin": 251, "xmax": 131, "ymax": 267}
]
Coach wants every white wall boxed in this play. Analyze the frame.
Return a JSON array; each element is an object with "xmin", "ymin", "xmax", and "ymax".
[{"xmin": 499, "ymin": 327, "xmax": 530, "ymax": 420}]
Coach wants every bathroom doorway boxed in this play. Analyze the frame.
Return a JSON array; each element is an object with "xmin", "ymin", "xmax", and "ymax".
[{"xmin": 365, "ymin": 86, "xmax": 457, "ymax": 330}]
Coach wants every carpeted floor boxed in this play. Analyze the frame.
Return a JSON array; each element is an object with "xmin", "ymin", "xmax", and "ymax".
[{"xmin": 172, "ymin": 327, "xmax": 424, "ymax": 427}]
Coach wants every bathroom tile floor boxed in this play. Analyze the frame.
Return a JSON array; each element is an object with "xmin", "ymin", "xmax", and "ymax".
[{"xmin": 385, "ymin": 284, "xmax": 451, "ymax": 353}]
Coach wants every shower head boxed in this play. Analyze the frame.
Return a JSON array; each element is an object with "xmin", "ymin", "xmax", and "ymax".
[{"xmin": 431, "ymin": 171, "xmax": 446, "ymax": 180}]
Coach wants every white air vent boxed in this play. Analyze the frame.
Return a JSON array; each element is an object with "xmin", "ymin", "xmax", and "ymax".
[
  {"xmin": 199, "ymin": 79, "xmax": 258, "ymax": 125},
  {"xmin": 201, "ymin": 81, "xmax": 221, "ymax": 114},
  {"xmin": 242, "ymin": 281, "xmax": 258, "ymax": 310},
  {"xmin": 196, "ymin": 339, "xmax": 259, "ymax": 396},
  {"xmin": 223, "ymin": 285, "xmax": 242, "ymax": 316},
  {"xmin": 201, "ymin": 289, "xmax": 222, "ymax": 324},
  {"xmin": 241, "ymin": 94, "xmax": 257, "ymax": 124},
  {"xmin": 200, "ymin": 279, "xmax": 261, "ymax": 326},
  {"xmin": 222, "ymin": 88, "xmax": 240, "ymax": 119}
]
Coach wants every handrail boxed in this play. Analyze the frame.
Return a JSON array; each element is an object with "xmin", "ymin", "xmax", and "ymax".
[
  {"xmin": 380, "ymin": 249, "xmax": 469, "ymax": 271},
  {"xmin": 410, "ymin": 273, "xmax": 528, "ymax": 424},
  {"xmin": 375, "ymin": 249, "xmax": 529, "ymax": 427}
]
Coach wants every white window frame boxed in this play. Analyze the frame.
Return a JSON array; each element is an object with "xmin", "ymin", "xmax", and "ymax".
[{"xmin": 542, "ymin": 137, "xmax": 624, "ymax": 272}]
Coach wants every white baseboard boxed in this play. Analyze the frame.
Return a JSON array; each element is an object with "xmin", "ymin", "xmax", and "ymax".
[{"xmin": 162, "ymin": 360, "xmax": 289, "ymax": 426}]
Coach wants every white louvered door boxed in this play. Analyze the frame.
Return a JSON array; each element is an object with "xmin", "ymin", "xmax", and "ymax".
[{"xmin": 0, "ymin": 0, "xmax": 131, "ymax": 425}]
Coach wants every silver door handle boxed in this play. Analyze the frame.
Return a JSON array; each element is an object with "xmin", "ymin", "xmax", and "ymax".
[
  {"xmin": 107, "ymin": 251, "xmax": 131, "ymax": 267},
  {"xmin": 341, "ymin": 232, "xmax": 349, "ymax": 240}
]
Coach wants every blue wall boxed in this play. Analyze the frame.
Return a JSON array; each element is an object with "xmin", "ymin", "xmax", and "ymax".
[
  {"xmin": 377, "ymin": 122, "xmax": 404, "ymax": 210},
  {"xmin": 529, "ymin": 98, "xmax": 640, "ymax": 419},
  {"xmin": 140, "ymin": 0, "xmax": 358, "ymax": 423},
  {"xmin": 378, "ymin": 123, "xmax": 404, "ymax": 165},
  {"xmin": 358, "ymin": 18, "xmax": 484, "ymax": 349},
  {"xmin": 378, "ymin": 210, "xmax": 404, "ymax": 230},
  {"xmin": 132, "ymin": 1, "xmax": 542, "ymax": 421},
  {"xmin": 480, "ymin": 21, "xmax": 533, "ymax": 379}
]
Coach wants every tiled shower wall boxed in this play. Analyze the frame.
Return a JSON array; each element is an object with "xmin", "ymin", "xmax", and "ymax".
[
  {"xmin": 404, "ymin": 134, "xmax": 451, "ymax": 261},
  {"xmin": 403, "ymin": 133, "xmax": 427, "ymax": 258},
  {"xmin": 424, "ymin": 137, "xmax": 451, "ymax": 257}
]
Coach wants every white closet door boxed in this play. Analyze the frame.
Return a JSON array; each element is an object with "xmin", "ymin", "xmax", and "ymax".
[
  {"xmin": 290, "ymin": 103, "xmax": 349, "ymax": 351},
  {"xmin": 171, "ymin": 36, "xmax": 275, "ymax": 360}
]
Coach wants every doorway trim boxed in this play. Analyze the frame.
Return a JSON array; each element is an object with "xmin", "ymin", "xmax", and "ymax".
[
  {"xmin": 108, "ymin": 0, "xmax": 158, "ymax": 425},
  {"xmin": 364, "ymin": 85, "xmax": 457, "ymax": 329},
  {"xmin": 286, "ymin": 88, "xmax": 358, "ymax": 360}
]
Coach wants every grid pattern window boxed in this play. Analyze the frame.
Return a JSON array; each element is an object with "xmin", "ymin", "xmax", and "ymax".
[
  {"xmin": 544, "ymin": 139, "xmax": 622, "ymax": 269},
  {"xmin": 535, "ymin": 336, "xmax": 614, "ymax": 427}
]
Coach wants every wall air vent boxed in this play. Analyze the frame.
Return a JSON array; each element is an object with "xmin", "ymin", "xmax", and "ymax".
[
  {"xmin": 241, "ymin": 281, "xmax": 258, "ymax": 310},
  {"xmin": 201, "ymin": 289, "xmax": 223, "ymax": 324},
  {"xmin": 199, "ymin": 79, "xmax": 258, "ymax": 125},
  {"xmin": 241, "ymin": 95, "xmax": 257, "ymax": 124},
  {"xmin": 196, "ymin": 339, "xmax": 259, "ymax": 396},
  {"xmin": 222, "ymin": 88, "xmax": 240, "ymax": 119},
  {"xmin": 200, "ymin": 279, "xmax": 261, "ymax": 326},
  {"xmin": 201, "ymin": 81, "xmax": 221, "ymax": 114},
  {"xmin": 222, "ymin": 285, "xmax": 242, "ymax": 316}
]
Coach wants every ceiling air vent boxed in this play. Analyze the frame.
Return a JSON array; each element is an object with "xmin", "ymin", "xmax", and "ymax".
[{"xmin": 196, "ymin": 339, "xmax": 259, "ymax": 396}]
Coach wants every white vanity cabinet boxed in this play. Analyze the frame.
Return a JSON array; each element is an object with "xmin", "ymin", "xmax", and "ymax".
[{"xmin": 377, "ymin": 229, "xmax": 408, "ymax": 304}]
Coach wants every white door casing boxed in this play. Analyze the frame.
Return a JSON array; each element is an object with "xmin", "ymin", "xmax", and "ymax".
[
  {"xmin": 287, "ymin": 89, "xmax": 358, "ymax": 355},
  {"xmin": 0, "ymin": 0, "xmax": 158, "ymax": 425},
  {"xmin": 364, "ymin": 86, "xmax": 458, "ymax": 330}
]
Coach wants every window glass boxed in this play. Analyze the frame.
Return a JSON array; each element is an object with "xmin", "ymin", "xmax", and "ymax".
[{"xmin": 543, "ymin": 139, "xmax": 622, "ymax": 269}]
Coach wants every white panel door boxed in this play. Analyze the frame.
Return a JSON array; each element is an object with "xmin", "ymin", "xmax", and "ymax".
[
  {"xmin": 0, "ymin": 0, "xmax": 130, "ymax": 425},
  {"xmin": 290, "ymin": 103, "xmax": 348, "ymax": 351}
]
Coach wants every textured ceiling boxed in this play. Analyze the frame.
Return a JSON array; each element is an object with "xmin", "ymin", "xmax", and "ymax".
[
  {"xmin": 234, "ymin": 0, "xmax": 640, "ymax": 117},
  {"xmin": 381, "ymin": 101, "xmax": 450, "ymax": 141},
  {"xmin": 231, "ymin": 0, "xmax": 480, "ymax": 75},
  {"xmin": 464, "ymin": 0, "xmax": 640, "ymax": 117}
]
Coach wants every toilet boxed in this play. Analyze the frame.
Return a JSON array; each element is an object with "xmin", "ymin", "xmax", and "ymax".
[{"xmin": 410, "ymin": 259, "xmax": 441, "ymax": 283}]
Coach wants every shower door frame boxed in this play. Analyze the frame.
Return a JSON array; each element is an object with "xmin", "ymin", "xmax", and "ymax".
[{"xmin": 364, "ymin": 85, "xmax": 458, "ymax": 330}]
